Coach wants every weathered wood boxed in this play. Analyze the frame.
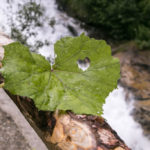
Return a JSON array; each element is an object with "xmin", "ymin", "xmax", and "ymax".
[{"xmin": 0, "ymin": 32, "xmax": 130, "ymax": 150}]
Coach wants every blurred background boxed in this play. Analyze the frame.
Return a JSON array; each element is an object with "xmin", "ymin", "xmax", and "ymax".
[{"xmin": 0, "ymin": 0, "xmax": 149, "ymax": 150}]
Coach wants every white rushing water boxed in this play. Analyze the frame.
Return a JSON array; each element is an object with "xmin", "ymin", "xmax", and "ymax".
[
  {"xmin": 0, "ymin": 0, "xmax": 150, "ymax": 149},
  {"xmin": 103, "ymin": 86, "xmax": 150, "ymax": 150},
  {"xmin": 0, "ymin": 0, "xmax": 86, "ymax": 58}
]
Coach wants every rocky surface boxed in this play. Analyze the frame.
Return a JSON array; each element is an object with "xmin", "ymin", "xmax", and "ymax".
[
  {"xmin": 114, "ymin": 44, "xmax": 150, "ymax": 137},
  {"xmin": 0, "ymin": 108, "xmax": 31, "ymax": 150}
]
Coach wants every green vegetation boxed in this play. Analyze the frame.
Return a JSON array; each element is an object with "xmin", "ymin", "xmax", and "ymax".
[
  {"xmin": 57, "ymin": 0, "xmax": 150, "ymax": 49},
  {"xmin": 1, "ymin": 34, "xmax": 120, "ymax": 116}
]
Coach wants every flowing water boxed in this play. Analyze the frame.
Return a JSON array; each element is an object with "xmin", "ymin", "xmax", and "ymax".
[
  {"xmin": 0, "ymin": 0, "xmax": 86, "ymax": 58},
  {"xmin": 103, "ymin": 86, "xmax": 150, "ymax": 150},
  {"xmin": 0, "ymin": 0, "xmax": 149, "ymax": 149}
]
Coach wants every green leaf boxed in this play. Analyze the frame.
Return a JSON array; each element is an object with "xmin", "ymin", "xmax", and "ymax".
[{"xmin": 1, "ymin": 34, "xmax": 120, "ymax": 116}]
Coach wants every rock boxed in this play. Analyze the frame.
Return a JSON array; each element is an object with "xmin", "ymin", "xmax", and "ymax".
[
  {"xmin": 115, "ymin": 49, "xmax": 150, "ymax": 101},
  {"xmin": 0, "ymin": 108, "xmax": 31, "ymax": 150},
  {"xmin": 114, "ymin": 46, "xmax": 150, "ymax": 137},
  {"xmin": 132, "ymin": 101, "xmax": 150, "ymax": 138}
]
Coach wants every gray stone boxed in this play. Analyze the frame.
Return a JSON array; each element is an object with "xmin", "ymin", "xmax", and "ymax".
[{"xmin": 0, "ymin": 108, "xmax": 31, "ymax": 150}]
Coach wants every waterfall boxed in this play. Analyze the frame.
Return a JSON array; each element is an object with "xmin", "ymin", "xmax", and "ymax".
[
  {"xmin": 0, "ymin": 0, "xmax": 149, "ymax": 149},
  {"xmin": 0, "ymin": 0, "xmax": 86, "ymax": 58},
  {"xmin": 103, "ymin": 86, "xmax": 150, "ymax": 150}
]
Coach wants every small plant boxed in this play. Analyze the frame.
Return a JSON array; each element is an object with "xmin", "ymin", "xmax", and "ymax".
[{"xmin": 0, "ymin": 34, "xmax": 120, "ymax": 116}]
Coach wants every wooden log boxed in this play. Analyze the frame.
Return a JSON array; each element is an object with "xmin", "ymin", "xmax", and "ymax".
[{"xmin": 0, "ymin": 32, "xmax": 130, "ymax": 150}]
